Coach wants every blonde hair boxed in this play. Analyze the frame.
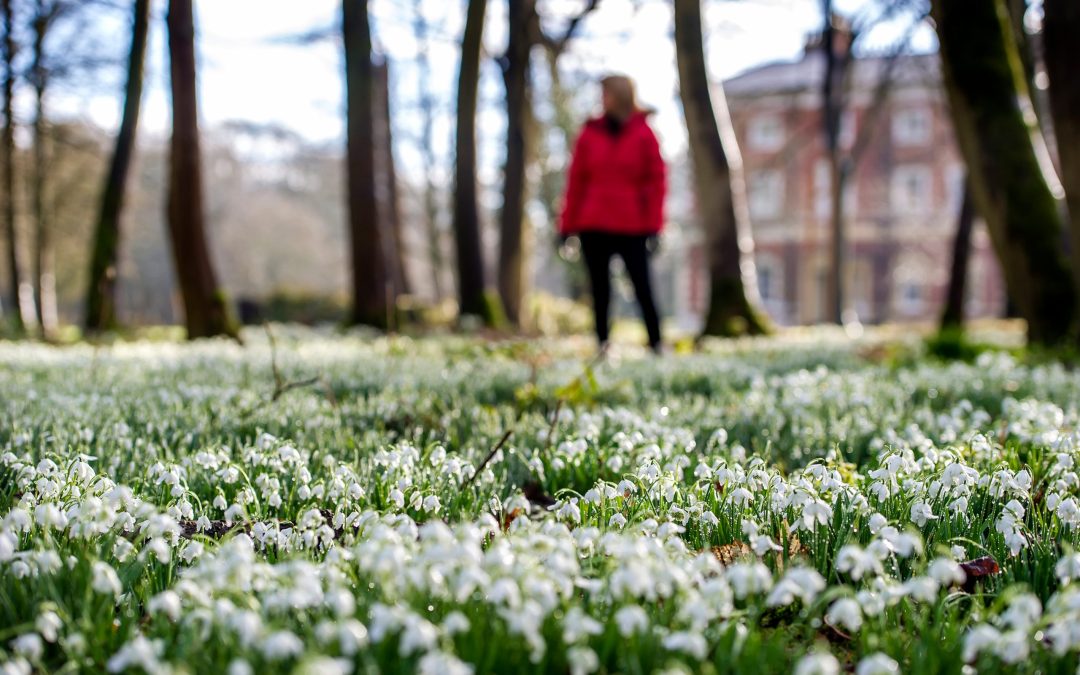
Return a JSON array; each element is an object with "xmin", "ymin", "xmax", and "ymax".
[{"xmin": 601, "ymin": 75, "xmax": 638, "ymax": 121}]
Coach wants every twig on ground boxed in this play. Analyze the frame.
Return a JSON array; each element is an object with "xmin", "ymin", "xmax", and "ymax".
[{"xmin": 463, "ymin": 428, "xmax": 514, "ymax": 488}]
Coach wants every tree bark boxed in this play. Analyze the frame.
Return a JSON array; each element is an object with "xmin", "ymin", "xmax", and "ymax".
[
  {"xmin": 85, "ymin": 0, "xmax": 149, "ymax": 333},
  {"xmin": 452, "ymin": 0, "xmax": 499, "ymax": 324},
  {"xmin": 674, "ymin": 0, "xmax": 769, "ymax": 337},
  {"xmin": 373, "ymin": 58, "xmax": 409, "ymax": 305},
  {"xmin": 496, "ymin": 0, "xmax": 537, "ymax": 326},
  {"xmin": 1043, "ymin": 0, "xmax": 1080, "ymax": 306},
  {"xmin": 412, "ymin": 0, "xmax": 443, "ymax": 301},
  {"xmin": 166, "ymin": 0, "xmax": 237, "ymax": 340},
  {"xmin": 0, "ymin": 0, "xmax": 27, "ymax": 332},
  {"xmin": 343, "ymin": 0, "xmax": 389, "ymax": 329},
  {"xmin": 30, "ymin": 0, "xmax": 57, "ymax": 338},
  {"xmin": 940, "ymin": 177, "xmax": 974, "ymax": 330},
  {"xmin": 932, "ymin": 0, "xmax": 1075, "ymax": 346}
]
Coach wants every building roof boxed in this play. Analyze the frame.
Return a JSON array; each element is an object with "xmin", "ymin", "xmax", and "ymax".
[{"xmin": 722, "ymin": 48, "xmax": 941, "ymax": 99}]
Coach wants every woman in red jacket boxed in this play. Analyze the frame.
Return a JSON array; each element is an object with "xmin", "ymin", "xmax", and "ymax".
[{"xmin": 561, "ymin": 75, "xmax": 666, "ymax": 353}]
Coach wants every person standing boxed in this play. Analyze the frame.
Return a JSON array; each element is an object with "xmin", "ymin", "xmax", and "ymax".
[{"xmin": 560, "ymin": 74, "xmax": 666, "ymax": 354}]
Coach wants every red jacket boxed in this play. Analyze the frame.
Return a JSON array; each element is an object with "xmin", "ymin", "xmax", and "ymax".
[{"xmin": 560, "ymin": 112, "xmax": 667, "ymax": 237}]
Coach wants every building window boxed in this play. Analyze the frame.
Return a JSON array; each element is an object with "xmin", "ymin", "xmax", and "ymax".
[
  {"xmin": 893, "ymin": 253, "xmax": 931, "ymax": 317},
  {"xmin": 892, "ymin": 107, "xmax": 931, "ymax": 146},
  {"xmin": 748, "ymin": 115, "xmax": 784, "ymax": 151},
  {"xmin": 748, "ymin": 170, "xmax": 784, "ymax": 219},
  {"xmin": 756, "ymin": 255, "xmax": 782, "ymax": 300},
  {"xmin": 891, "ymin": 164, "xmax": 932, "ymax": 213}
]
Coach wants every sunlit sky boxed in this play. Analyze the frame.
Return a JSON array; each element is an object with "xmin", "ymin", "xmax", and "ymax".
[{"xmin": 51, "ymin": 0, "xmax": 934, "ymax": 180}]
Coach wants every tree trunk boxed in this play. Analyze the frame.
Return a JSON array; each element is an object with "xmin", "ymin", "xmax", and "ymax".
[
  {"xmin": 30, "ymin": 1, "xmax": 57, "ymax": 338},
  {"xmin": 373, "ymin": 58, "xmax": 409, "ymax": 305},
  {"xmin": 412, "ymin": 0, "xmax": 443, "ymax": 301},
  {"xmin": 496, "ymin": 0, "xmax": 537, "ymax": 326},
  {"xmin": 343, "ymin": 0, "xmax": 389, "ymax": 329},
  {"xmin": 932, "ymin": 0, "xmax": 1075, "ymax": 346},
  {"xmin": 452, "ymin": 0, "xmax": 499, "ymax": 325},
  {"xmin": 940, "ymin": 177, "xmax": 974, "ymax": 330},
  {"xmin": 673, "ymin": 0, "xmax": 769, "ymax": 337},
  {"xmin": 0, "ymin": 0, "xmax": 27, "ymax": 332},
  {"xmin": 166, "ymin": 0, "xmax": 237, "ymax": 340},
  {"xmin": 85, "ymin": 0, "xmax": 149, "ymax": 333},
  {"xmin": 1043, "ymin": 0, "xmax": 1080, "ymax": 308}
]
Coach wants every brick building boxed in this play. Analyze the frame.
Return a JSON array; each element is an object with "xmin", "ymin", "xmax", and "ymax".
[{"xmin": 670, "ymin": 41, "xmax": 1006, "ymax": 327}]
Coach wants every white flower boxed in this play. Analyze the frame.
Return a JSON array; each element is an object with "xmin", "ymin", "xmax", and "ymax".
[
  {"xmin": 36, "ymin": 611, "xmax": 61, "ymax": 642},
  {"xmin": 583, "ymin": 488, "xmax": 602, "ymax": 504},
  {"xmin": 909, "ymin": 501, "xmax": 936, "ymax": 527},
  {"xmin": 148, "ymin": 591, "xmax": 182, "ymax": 622},
  {"xmin": 608, "ymin": 513, "xmax": 627, "ymax": 528},
  {"xmin": 767, "ymin": 567, "xmax": 825, "ymax": 607},
  {"xmin": 927, "ymin": 558, "xmax": 965, "ymax": 586},
  {"xmin": 800, "ymin": 500, "xmax": 832, "ymax": 531},
  {"xmin": 726, "ymin": 562, "xmax": 773, "ymax": 599},
  {"xmin": 418, "ymin": 651, "xmax": 474, "ymax": 675},
  {"xmin": 442, "ymin": 611, "xmax": 470, "ymax": 635},
  {"xmin": 826, "ymin": 598, "xmax": 863, "ymax": 632},
  {"xmin": 11, "ymin": 634, "xmax": 43, "ymax": 661},
  {"xmin": 855, "ymin": 652, "xmax": 899, "ymax": 675},
  {"xmin": 106, "ymin": 635, "xmax": 164, "ymax": 674},
  {"xmin": 751, "ymin": 535, "xmax": 782, "ymax": 556},
  {"xmin": 836, "ymin": 545, "xmax": 883, "ymax": 581},
  {"xmin": 794, "ymin": 652, "xmax": 841, "ymax": 675},
  {"xmin": 260, "ymin": 630, "xmax": 303, "ymax": 661},
  {"xmin": 614, "ymin": 605, "xmax": 649, "ymax": 637},
  {"xmin": 868, "ymin": 513, "xmax": 888, "ymax": 534},
  {"xmin": 567, "ymin": 646, "xmax": 599, "ymax": 675},
  {"xmin": 562, "ymin": 607, "xmax": 603, "ymax": 644},
  {"xmin": 662, "ymin": 630, "xmax": 707, "ymax": 660},
  {"xmin": 422, "ymin": 495, "xmax": 441, "ymax": 514},
  {"xmin": 1057, "ymin": 553, "xmax": 1080, "ymax": 585},
  {"xmin": 91, "ymin": 561, "xmax": 122, "ymax": 599},
  {"xmin": 965, "ymin": 623, "xmax": 1003, "ymax": 662},
  {"xmin": 227, "ymin": 659, "xmax": 254, "ymax": 675}
]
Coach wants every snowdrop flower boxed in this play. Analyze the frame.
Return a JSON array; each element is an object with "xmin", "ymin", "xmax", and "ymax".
[
  {"xmin": 767, "ymin": 568, "xmax": 825, "ymax": 607},
  {"xmin": 399, "ymin": 614, "xmax": 438, "ymax": 656},
  {"xmin": 91, "ymin": 561, "xmax": 122, "ymax": 599},
  {"xmin": 106, "ymin": 635, "xmax": 163, "ymax": 674},
  {"xmin": 751, "ymin": 535, "xmax": 782, "ymax": 556},
  {"xmin": 35, "ymin": 611, "xmax": 61, "ymax": 643},
  {"xmin": 418, "ymin": 651, "xmax": 474, "ymax": 675},
  {"xmin": 0, "ymin": 531, "xmax": 16, "ymax": 561},
  {"xmin": 662, "ymin": 630, "xmax": 707, "ymax": 660},
  {"xmin": 967, "ymin": 622, "xmax": 997, "ymax": 660},
  {"xmin": 422, "ymin": 495, "xmax": 441, "ymax": 514},
  {"xmin": 699, "ymin": 511, "xmax": 719, "ymax": 527},
  {"xmin": 148, "ymin": 591, "xmax": 182, "ymax": 622},
  {"xmin": 567, "ymin": 646, "xmax": 599, "ymax": 675},
  {"xmin": 608, "ymin": 513, "xmax": 627, "ymax": 529},
  {"xmin": 927, "ymin": 558, "xmax": 966, "ymax": 586},
  {"xmin": 901, "ymin": 576, "xmax": 939, "ymax": 602},
  {"xmin": 1056, "ymin": 552, "xmax": 1080, "ymax": 584},
  {"xmin": 836, "ymin": 545, "xmax": 883, "ymax": 581},
  {"xmin": 213, "ymin": 495, "xmax": 227, "ymax": 511},
  {"xmin": 583, "ymin": 488, "xmax": 602, "ymax": 504},
  {"xmin": 260, "ymin": 631, "xmax": 304, "ymax": 661},
  {"xmin": 826, "ymin": 598, "xmax": 863, "ymax": 632},
  {"xmin": 556, "ymin": 499, "xmax": 581, "ymax": 524},
  {"xmin": 34, "ymin": 503, "xmax": 67, "ymax": 530},
  {"xmin": 562, "ymin": 607, "xmax": 603, "ymax": 644},
  {"xmin": 909, "ymin": 501, "xmax": 936, "ymax": 527},
  {"xmin": 726, "ymin": 562, "xmax": 773, "ymax": 599},
  {"xmin": 867, "ymin": 513, "xmax": 888, "ymax": 535},
  {"xmin": 800, "ymin": 500, "xmax": 832, "ymax": 531},
  {"xmin": 179, "ymin": 541, "xmax": 203, "ymax": 564},
  {"xmin": 730, "ymin": 487, "xmax": 753, "ymax": 506},
  {"xmin": 855, "ymin": 652, "xmax": 898, "ymax": 675},
  {"xmin": 794, "ymin": 652, "xmax": 840, "ymax": 675},
  {"xmin": 441, "ymin": 611, "xmax": 470, "ymax": 636},
  {"xmin": 10, "ymin": 634, "xmax": 43, "ymax": 661},
  {"xmin": 1001, "ymin": 594, "xmax": 1042, "ymax": 631},
  {"xmin": 614, "ymin": 605, "xmax": 649, "ymax": 637}
]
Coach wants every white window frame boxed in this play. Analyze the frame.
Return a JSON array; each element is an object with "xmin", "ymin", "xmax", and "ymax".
[
  {"xmin": 892, "ymin": 107, "xmax": 932, "ymax": 146},
  {"xmin": 748, "ymin": 169, "xmax": 785, "ymax": 219},
  {"xmin": 747, "ymin": 115, "xmax": 784, "ymax": 152},
  {"xmin": 891, "ymin": 164, "xmax": 933, "ymax": 213}
]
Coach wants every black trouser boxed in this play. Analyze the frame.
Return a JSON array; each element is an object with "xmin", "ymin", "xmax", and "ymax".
[{"xmin": 579, "ymin": 231, "xmax": 662, "ymax": 349}]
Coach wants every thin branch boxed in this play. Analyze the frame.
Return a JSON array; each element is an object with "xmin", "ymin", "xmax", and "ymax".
[{"xmin": 463, "ymin": 428, "xmax": 514, "ymax": 488}]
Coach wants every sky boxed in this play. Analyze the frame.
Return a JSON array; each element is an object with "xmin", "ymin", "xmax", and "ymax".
[{"xmin": 48, "ymin": 0, "xmax": 935, "ymax": 181}]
